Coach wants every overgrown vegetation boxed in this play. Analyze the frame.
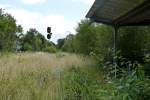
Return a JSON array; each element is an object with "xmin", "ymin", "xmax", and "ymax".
[
  {"xmin": 60, "ymin": 20, "xmax": 150, "ymax": 62},
  {"xmin": 0, "ymin": 7, "xmax": 150, "ymax": 100},
  {"xmin": 0, "ymin": 52, "xmax": 95, "ymax": 100},
  {"xmin": 64, "ymin": 63, "xmax": 150, "ymax": 100},
  {"xmin": 58, "ymin": 19, "xmax": 150, "ymax": 100}
]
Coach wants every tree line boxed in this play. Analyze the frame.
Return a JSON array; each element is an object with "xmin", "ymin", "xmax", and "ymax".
[
  {"xmin": 57, "ymin": 19, "xmax": 150, "ymax": 76},
  {"xmin": 0, "ymin": 9, "xmax": 57, "ymax": 53},
  {"xmin": 1, "ymin": 7, "xmax": 150, "ymax": 64},
  {"xmin": 58, "ymin": 19, "xmax": 150, "ymax": 60}
]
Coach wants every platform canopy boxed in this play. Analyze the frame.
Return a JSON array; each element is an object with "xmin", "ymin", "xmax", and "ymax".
[{"xmin": 86, "ymin": 0, "xmax": 150, "ymax": 26}]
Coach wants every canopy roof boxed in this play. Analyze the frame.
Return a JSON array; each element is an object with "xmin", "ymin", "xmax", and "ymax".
[{"xmin": 86, "ymin": 0, "xmax": 150, "ymax": 26}]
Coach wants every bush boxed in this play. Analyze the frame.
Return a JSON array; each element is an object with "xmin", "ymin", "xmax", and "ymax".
[
  {"xmin": 23, "ymin": 43, "xmax": 32, "ymax": 51},
  {"xmin": 101, "ymin": 60, "xmax": 150, "ymax": 100},
  {"xmin": 42, "ymin": 46, "xmax": 57, "ymax": 53},
  {"xmin": 103, "ymin": 71, "xmax": 150, "ymax": 100},
  {"xmin": 64, "ymin": 65, "xmax": 150, "ymax": 100}
]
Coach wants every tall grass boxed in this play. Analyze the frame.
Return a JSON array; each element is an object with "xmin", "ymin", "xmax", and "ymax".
[
  {"xmin": 0, "ymin": 52, "xmax": 96, "ymax": 100},
  {"xmin": 1, "ymin": 52, "xmax": 149, "ymax": 100}
]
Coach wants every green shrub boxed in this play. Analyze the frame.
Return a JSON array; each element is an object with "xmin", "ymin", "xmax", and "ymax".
[
  {"xmin": 23, "ymin": 43, "xmax": 32, "ymax": 51},
  {"xmin": 64, "ymin": 65, "xmax": 150, "ymax": 100},
  {"xmin": 101, "ymin": 60, "xmax": 150, "ymax": 100},
  {"xmin": 103, "ymin": 71, "xmax": 150, "ymax": 100},
  {"xmin": 42, "ymin": 46, "xmax": 57, "ymax": 53}
]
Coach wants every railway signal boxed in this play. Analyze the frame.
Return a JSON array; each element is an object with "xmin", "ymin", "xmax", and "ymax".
[{"xmin": 47, "ymin": 27, "xmax": 52, "ymax": 40}]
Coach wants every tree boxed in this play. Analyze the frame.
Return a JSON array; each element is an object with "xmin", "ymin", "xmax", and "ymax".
[
  {"xmin": 57, "ymin": 38, "xmax": 65, "ymax": 49},
  {"xmin": 21, "ymin": 28, "xmax": 57, "ymax": 52},
  {"xmin": 62, "ymin": 34, "xmax": 76, "ymax": 52},
  {"xmin": 58, "ymin": 19, "xmax": 113, "ymax": 59},
  {"xmin": 13, "ymin": 25, "xmax": 24, "ymax": 51},
  {"xmin": 75, "ymin": 20, "xmax": 98, "ymax": 54},
  {"xmin": 0, "ymin": 9, "xmax": 18, "ymax": 51},
  {"xmin": 22, "ymin": 28, "xmax": 44, "ymax": 51}
]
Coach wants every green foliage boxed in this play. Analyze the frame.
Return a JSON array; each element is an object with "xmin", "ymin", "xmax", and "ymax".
[
  {"xmin": 62, "ymin": 34, "xmax": 76, "ymax": 53},
  {"xmin": 57, "ymin": 38, "xmax": 65, "ymax": 49},
  {"xmin": 75, "ymin": 20, "xmax": 98, "ymax": 55},
  {"xmin": 105, "ymin": 71, "xmax": 150, "ymax": 100},
  {"xmin": 21, "ymin": 28, "xmax": 57, "ymax": 53},
  {"xmin": 58, "ymin": 19, "xmax": 114, "ymax": 62},
  {"xmin": 0, "ymin": 9, "xmax": 18, "ymax": 51},
  {"xmin": 64, "ymin": 65, "xmax": 150, "ymax": 100},
  {"xmin": 93, "ymin": 25, "xmax": 113, "ymax": 63},
  {"xmin": 60, "ymin": 19, "xmax": 150, "ymax": 65},
  {"xmin": 59, "ymin": 19, "xmax": 113, "ymax": 59},
  {"xmin": 23, "ymin": 42, "xmax": 33, "ymax": 51},
  {"xmin": 22, "ymin": 28, "xmax": 41, "ymax": 51},
  {"xmin": 0, "ymin": 9, "xmax": 55, "ymax": 53},
  {"xmin": 101, "ymin": 77, "xmax": 150, "ymax": 100},
  {"xmin": 117, "ymin": 26, "xmax": 150, "ymax": 61},
  {"xmin": 101, "ymin": 56, "xmax": 150, "ymax": 100},
  {"xmin": 42, "ymin": 46, "xmax": 57, "ymax": 53}
]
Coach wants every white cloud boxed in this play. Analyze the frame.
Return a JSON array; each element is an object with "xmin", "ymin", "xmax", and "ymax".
[
  {"xmin": 0, "ymin": 4, "xmax": 11, "ymax": 9},
  {"xmin": 21, "ymin": 0, "xmax": 46, "ymax": 5},
  {"xmin": 2, "ymin": 6, "xmax": 76, "ymax": 43},
  {"xmin": 72, "ymin": 0, "xmax": 95, "ymax": 6}
]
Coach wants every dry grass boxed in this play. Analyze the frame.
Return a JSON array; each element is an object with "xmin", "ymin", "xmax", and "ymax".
[{"xmin": 0, "ymin": 52, "xmax": 96, "ymax": 100}]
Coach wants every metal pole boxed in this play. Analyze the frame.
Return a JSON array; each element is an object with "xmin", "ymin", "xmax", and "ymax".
[{"xmin": 113, "ymin": 26, "xmax": 118, "ymax": 78}]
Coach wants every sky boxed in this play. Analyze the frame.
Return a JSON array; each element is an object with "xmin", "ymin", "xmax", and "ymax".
[{"xmin": 0, "ymin": 0, "xmax": 95, "ymax": 43}]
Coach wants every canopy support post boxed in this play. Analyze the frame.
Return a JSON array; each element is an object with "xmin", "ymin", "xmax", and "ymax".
[{"xmin": 113, "ymin": 26, "xmax": 118, "ymax": 78}]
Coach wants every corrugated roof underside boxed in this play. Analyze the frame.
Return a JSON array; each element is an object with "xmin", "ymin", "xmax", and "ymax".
[{"xmin": 86, "ymin": 0, "xmax": 148, "ymax": 25}]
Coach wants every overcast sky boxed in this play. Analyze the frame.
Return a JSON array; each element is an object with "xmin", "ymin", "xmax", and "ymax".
[{"xmin": 0, "ymin": 0, "xmax": 94, "ymax": 43}]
